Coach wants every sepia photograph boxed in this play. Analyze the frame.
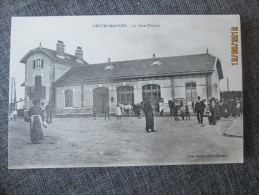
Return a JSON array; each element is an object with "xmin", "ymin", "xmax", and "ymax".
[{"xmin": 8, "ymin": 15, "xmax": 243, "ymax": 169}]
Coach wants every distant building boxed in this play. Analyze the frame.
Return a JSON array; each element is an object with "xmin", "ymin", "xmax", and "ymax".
[{"xmin": 20, "ymin": 41, "xmax": 223, "ymax": 115}]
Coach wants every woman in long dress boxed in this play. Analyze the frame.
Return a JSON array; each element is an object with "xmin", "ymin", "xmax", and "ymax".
[{"xmin": 28, "ymin": 99, "xmax": 46, "ymax": 143}]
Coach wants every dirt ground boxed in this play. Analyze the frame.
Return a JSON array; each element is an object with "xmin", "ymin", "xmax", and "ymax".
[{"xmin": 8, "ymin": 115, "xmax": 243, "ymax": 169}]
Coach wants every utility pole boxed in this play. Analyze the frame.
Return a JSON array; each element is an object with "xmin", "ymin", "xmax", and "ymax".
[{"xmin": 10, "ymin": 77, "xmax": 17, "ymax": 111}]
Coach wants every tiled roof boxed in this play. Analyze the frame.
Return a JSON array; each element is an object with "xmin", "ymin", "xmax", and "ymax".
[
  {"xmin": 20, "ymin": 47, "xmax": 88, "ymax": 65},
  {"xmin": 56, "ymin": 53, "xmax": 223, "ymax": 84}
]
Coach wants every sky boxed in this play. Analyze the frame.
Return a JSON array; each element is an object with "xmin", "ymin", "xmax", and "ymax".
[{"xmin": 10, "ymin": 15, "xmax": 242, "ymax": 105}]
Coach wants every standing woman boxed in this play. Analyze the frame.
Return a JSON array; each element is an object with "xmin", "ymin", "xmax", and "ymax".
[
  {"xmin": 143, "ymin": 98, "xmax": 156, "ymax": 133},
  {"xmin": 28, "ymin": 99, "xmax": 47, "ymax": 143}
]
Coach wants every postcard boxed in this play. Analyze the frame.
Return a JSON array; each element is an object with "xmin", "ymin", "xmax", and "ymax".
[{"xmin": 8, "ymin": 15, "xmax": 243, "ymax": 169}]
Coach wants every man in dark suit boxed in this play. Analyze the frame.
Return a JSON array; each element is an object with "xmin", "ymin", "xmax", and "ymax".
[
  {"xmin": 143, "ymin": 98, "xmax": 156, "ymax": 133},
  {"xmin": 104, "ymin": 104, "xmax": 110, "ymax": 120},
  {"xmin": 45, "ymin": 101, "xmax": 53, "ymax": 124},
  {"xmin": 195, "ymin": 96, "xmax": 206, "ymax": 125}
]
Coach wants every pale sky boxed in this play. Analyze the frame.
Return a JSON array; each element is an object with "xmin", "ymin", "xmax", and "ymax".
[{"xmin": 10, "ymin": 15, "xmax": 242, "ymax": 104}]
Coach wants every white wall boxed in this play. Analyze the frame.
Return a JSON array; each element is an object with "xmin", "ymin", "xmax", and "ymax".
[
  {"xmin": 55, "ymin": 75, "xmax": 216, "ymax": 112},
  {"xmin": 211, "ymin": 70, "xmax": 220, "ymax": 99},
  {"xmin": 25, "ymin": 52, "xmax": 53, "ymax": 109},
  {"xmin": 174, "ymin": 77, "xmax": 207, "ymax": 102}
]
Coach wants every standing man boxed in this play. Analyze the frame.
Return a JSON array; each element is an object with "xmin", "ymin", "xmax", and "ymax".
[
  {"xmin": 45, "ymin": 101, "xmax": 53, "ymax": 124},
  {"xmin": 195, "ymin": 96, "xmax": 206, "ymax": 126},
  {"xmin": 136, "ymin": 103, "xmax": 141, "ymax": 119},
  {"xmin": 143, "ymin": 98, "xmax": 156, "ymax": 133},
  {"xmin": 104, "ymin": 103, "xmax": 110, "ymax": 120},
  {"xmin": 168, "ymin": 100, "xmax": 173, "ymax": 116},
  {"xmin": 209, "ymin": 98, "xmax": 216, "ymax": 125}
]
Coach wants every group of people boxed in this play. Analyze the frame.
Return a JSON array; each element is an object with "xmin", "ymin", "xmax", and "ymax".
[
  {"xmin": 40, "ymin": 101, "xmax": 53, "ymax": 124},
  {"xmin": 92, "ymin": 95, "xmax": 243, "ymax": 133},
  {"xmin": 167, "ymin": 100, "xmax": 192, "ymax": 121},
  {"xmin": 92, "ymin": 103, "xmax": 142, "ymax": 120}
]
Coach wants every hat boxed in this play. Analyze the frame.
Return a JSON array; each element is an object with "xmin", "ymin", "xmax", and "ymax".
[{"xmin": 198, "ymin": 96, "xmax": 201, "ymax": 99}]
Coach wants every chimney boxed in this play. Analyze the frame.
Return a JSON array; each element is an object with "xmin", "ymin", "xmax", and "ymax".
[
  {"xmin": 75, "ymin": 46, "xmax": 83, "ymax": 62},
  {"xmin": 153, "ymin": 53, "xmax": 156, "ymax": 58},
  {"xmin": 56, "ymin": 40, "xmax": 65, "ymax": 58},
  {"xmin": 107, "ymin": 58, "xmax": 111, "ymax": 62}
]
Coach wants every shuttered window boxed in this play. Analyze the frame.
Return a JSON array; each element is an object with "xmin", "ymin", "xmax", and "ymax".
[
  {"xmin": 185, "ymin": 83, "xmax": 197, "ymax": 102},
  {"xmin": 33, "ymin": 59, "xmax": 44, "ymax": 69}
]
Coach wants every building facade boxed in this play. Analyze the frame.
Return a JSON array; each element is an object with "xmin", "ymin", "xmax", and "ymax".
[
  {"xmin": 20, "ymin": 41, "xmax": 223, "ymax": 115},
  {"xmin": 20, "ymin": 41, "xmax": 87, "ymax": 110}
]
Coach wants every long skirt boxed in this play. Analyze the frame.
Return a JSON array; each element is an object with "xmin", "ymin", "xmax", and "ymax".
[
  {"xmin": 30, "ymin": 115, "xmax": 44, "ymax": 143},
  {"xmin": 145, "ymin": 112, "xmax": 154, "ymax": 130}
]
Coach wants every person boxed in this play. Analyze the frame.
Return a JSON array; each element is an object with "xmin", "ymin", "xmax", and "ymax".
[
  {"xmin": 195, "ymin": 96, "xmax": 206, "ymax": 126},
  {"xmin": 104, "ymin": 103, "xmax": 110, "ymax": 120},
  {"xmin": 41, "ymin": 102, "xmax": 45, "ymax": 120},
  {"xmin": 92, "ymin": 106, "xmax": 97, "ymax": 120},
  {"xmin": 41, "ymin": 102, "xmax": 45, "ymax": 111},
  {"xmin": 185, "ymin": 102, "xmax": 190, "ymax": 120},
  {"xmin": 219, "ymin": 100, "xmax": 224, "ymax": 117},
  {"xmin": 143, "ymin": 98, "xmax": 156, "ymax": 133},
  {"xmin": 209, "ymin": 98, "xmax": 216, "ymax": 125},
  {"xmin": 168, "ymin": 100, "xmax": 174, "ymax": 116},
  {"xmin": 116, "ymin": 104, "xmax": 122, "ymax": 119},
  {"xmin": 174, "ymin": 102, "xmax": 179, "ymax": 121},
  {"xmin": 28, "ymin": 99, "xmax": 47, "ymax": 142},
  {"xmin": 236, "ymin": 100, "xmax": 241, "ymax": 117},
  {"xmin": 29, "ymin": 99, "xmax": 46, "ymax": 123},
  {"xmin": 12, "ymin": 110, "xmax": 17, "ymax": 121},
  {"xmin": 45, "ymin": 101, "xmax": 53, "ymax": 124},
  {"xmin": 180, "ymin": 104, "xmax": 185, "ymax": 120},
  {"xmin": 159, "ymin": 100, "xmax": 164, "ymax": 117},
  {"xmin": 136, "ymin": 103, "xmax": 141, "ymax": 119},
  {"xmin": 192, "ymin": 101, "xmax": 196, "ymax": 115}
]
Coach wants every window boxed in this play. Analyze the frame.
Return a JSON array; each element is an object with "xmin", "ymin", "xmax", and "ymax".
[
  {"xmin": 117, "ymin": 86, "xmax": 134, "ymax": 105},
  {"xmin": 65, "ymin": 90, "xmax": 73, "ymax": 107},
  {"xmin": 151, "ymin": 61, "xmax": 161, "ymax": 66},
  {"xmin": 142, "ymin": 84, "xmax": 161, "ymax": 106},
  {"xmin": 33, "ymin": 59, "xmax": 44, "ymax": 69},
  {"xmin": 104, "ymin": 65, "xmax": 114, "ymax": 70},
  {"xmin": 185, "ymin": 83, "xmax": 197, "ymax": 102}
]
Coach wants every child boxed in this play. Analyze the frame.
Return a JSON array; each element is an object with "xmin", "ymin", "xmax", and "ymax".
[
  {"xmin": 93, "ymin": 106, "xmax": 97, "ymax": 120},
  {"xmin": 180, "ymin": 105, "xmax": 185, "ymax": 120},
  {"xmin": 174, "ymin": 105, "xmax": 179, "ymax": 121},
  {"xmin": 116, "ymin": 104, "xmax": 122, "ymax": 119},
  {"xmin": 185, "ymin": 102, "xmax": 190, "ymax": 120}
]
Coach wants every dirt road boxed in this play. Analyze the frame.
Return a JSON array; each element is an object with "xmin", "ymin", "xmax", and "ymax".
[{"xmin": 8, "ymin": 116, "xmax": 243, "ymax": 169}]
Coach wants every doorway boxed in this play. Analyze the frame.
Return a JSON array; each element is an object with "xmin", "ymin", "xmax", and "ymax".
[{"xmin": 93, "ymin": 87, "xmax": 109, "ymax": 114}]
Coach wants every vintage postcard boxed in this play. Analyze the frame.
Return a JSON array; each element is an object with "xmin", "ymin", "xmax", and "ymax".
[{"xmin": 8, "ymin": 15, "xmax": 243, "ymax": 169}]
